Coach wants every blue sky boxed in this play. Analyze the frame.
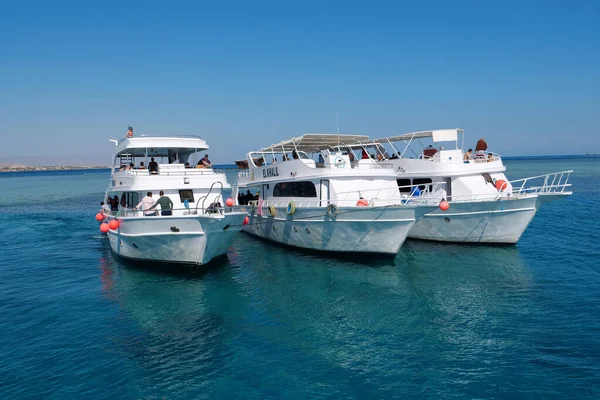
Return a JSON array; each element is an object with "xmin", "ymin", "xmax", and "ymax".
[{"xmin": 0, "ymin": 0, "xmax": 598, "ymax": 165}]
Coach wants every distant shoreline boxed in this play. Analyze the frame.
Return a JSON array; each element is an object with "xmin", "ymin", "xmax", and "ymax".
[{"xmin": 0, "ymin": 165, "xmax": 109, "ymax": 173}]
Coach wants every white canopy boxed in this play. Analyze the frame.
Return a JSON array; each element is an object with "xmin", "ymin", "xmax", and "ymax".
[
  {"xmin": 112, "ymin": 135, "xmax": 209, "ymax": 157},
  {"xmin": 259, "ymin": 133, "xmax": 369, "ymax": 153},
  {"xmin": 375, "ymin": 129, "xmax": 463, "ymax": 143}
]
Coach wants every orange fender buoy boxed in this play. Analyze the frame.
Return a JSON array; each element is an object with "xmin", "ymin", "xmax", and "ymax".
[
  {"xmin": 100, "ymin": 223, "xmax": 110, "ymax": 233},
  {"xmin": 243, "ymin": 216, "xmax": 249, "ymax": 225},
  {"xmin": 226, "ymin": 198, "xmax": 234, "ymax": 207},
  {"xmin": 356, "ymin": 198, "xmax": 369, "ymax": 207},
  {"xmin": 495, "ymin": 179, "xmax": 508, "ymax": 191},
  {"xmin": 439, "ymin": 200, "xmax": 450, "ymax": 211},
  {"xmin": 95, "ymin": 213, "xmax": 104, "ymax": 221},
  {"xmin": 108, "ymin": 219, "xmax": 119, "ymax": 230}
]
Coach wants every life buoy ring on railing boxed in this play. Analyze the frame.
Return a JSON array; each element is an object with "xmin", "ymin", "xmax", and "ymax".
[
  {"xmin": 287, "ymin": 201, "xmax": 296, "ymax": 215},
  {"xmin": 268, "ymin": 204, "xmax": 277, "ymax": 217},
  {"xmin": 326, "ymin": 204, "xmax": 338, "ymax": 218}
]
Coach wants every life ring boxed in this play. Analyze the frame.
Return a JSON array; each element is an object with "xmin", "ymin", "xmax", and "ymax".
[
  {"xmin": 268, "ymin": 204, "xmax": 277, "ymax": 217},
  {"xmin": 326, "ymin": 204, "xmax": 338, "ymax": 217},
  {"xmin": 287, "ymin": 201, "xmax": 296, "ymax": 215},
  {"xmin": 334, "ymin": 156, "xmax": 346, "ymax": 168}
]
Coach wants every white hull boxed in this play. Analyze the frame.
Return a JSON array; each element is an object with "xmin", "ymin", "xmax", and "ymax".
[
  {"xmin": 408, "ymin": 196, "xmax": 538, "ymax": 244},
  {"xmin": 242, "ymin": 206, "xmax": 418, "ymax": 255},
  {"xmin": 107, "ymin": 213, "xmax": 247, "ymax": 265}
]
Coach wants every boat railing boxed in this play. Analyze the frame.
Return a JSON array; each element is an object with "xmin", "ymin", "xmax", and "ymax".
[
  {"xmin": 510, "ymin": 170, "xmax": 573, "ymax": 196},
  {"xmin": 196, "ymin": 181, "xmax": 225, "ymax": 214},
  {"xmin": 244, "ymin": 182, "xmax": 447, "ymax": 209},
  {"xmin": 114, "ymin": 167, "xmax": 224, "ymax": 177},
  {"xmin": 464, "ymin": 151, "xmax": 502, "ymax": 164},
  {"xmin": 105, "ymin": 205, "xmax": 236, "ymax": 218}
]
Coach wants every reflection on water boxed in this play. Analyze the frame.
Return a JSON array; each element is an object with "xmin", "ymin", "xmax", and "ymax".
[{"xmin": 96, "ymin": 233, "xmax": 540, "ymax": 397}]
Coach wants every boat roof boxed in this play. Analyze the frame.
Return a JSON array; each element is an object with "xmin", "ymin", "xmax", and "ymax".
[
  {"xmin": 258, "ymin": 133, "xmax": 370, "ymax": 153},
  {"xmin": 113, "ymin": 135, "xmax": 209, "ymax": 152},
  {"xmin": 374, "ymin": 128, "xmax": 464, "ymax": 143}
]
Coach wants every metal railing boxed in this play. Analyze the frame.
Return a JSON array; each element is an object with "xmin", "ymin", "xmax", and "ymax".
[
  {"xmin": 243, "ymin": 182, "xmax": 447, "ymax": 209},
  {"xmin": 510, "ymin": 170, "xmax": 572, "ymax": 196},
  {"xmin": 464, "ymin": 151, "xmax": 502, "ymax": 164},
  {"xmin": 196, "ymin": 181, "xmax": 225, "ymax": 214},
  {"xmin": 113, "ymin": 168, "xmax": 224, "ymax": 177}
]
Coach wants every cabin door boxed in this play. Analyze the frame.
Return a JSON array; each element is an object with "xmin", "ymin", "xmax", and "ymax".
[
  {"xmin": 444, "ymin": 177, "xmax": 452, "ymax": 201},
  {"xmin": 320, "ymin": 180, "xmax": 330, "ymax": 206}
]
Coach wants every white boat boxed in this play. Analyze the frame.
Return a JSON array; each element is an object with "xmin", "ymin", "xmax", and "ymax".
[
  {"xmin": 232, "ymin": 134, "xmax": 442, "ymax": 255},
  {"xmin": 362, "ymin": 129, "xmax": 573, "ymax": 244},
  {"xmin": 102, "ymin": 134, "xmax": 247, "ymax": 265}
]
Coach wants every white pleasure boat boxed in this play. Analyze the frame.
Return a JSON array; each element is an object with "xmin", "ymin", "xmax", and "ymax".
[
  {"xmin": 102, "ymin": 133, "xmax": 247, "ymax": 265},
  {"xmin": 366, "ymin": 129, "xmax": 572, "ymax": 243},
  {"xmin": 233, "ymin": 134, "xmax": 443, "ymax": 255}
]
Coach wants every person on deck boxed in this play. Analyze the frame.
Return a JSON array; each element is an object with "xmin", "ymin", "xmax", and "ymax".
[
  {"xmin": 463, "ymin": 148, "xmax": 473, "ymax": 162},
  {"xmin": 148, "ymin": 191, "xmax": 174, "ymax": 216},
  {"xmin": 110, "ymin": 195, "xmax": 119, "ymax": 212},
  {"xmin": 361, "ymin": 148, "xmax": 369, "ymax": 159},
  {"xmin": 148, "ymin": 158, "xmax": 159, "ymax": 174},
  {"xmin": 100, "ymin": 201, "xmax": 111, "ymax": 214},
  {"xmin": 475, "ymin": 138, "xmax": 488, "ymax": 160},
  {"xmin": 134, "ymin": 192, "xmax": 157, "ymax": 216},
  {"xmin": 126, "ymin": 126, "xmax": 133, "ymax": 138},
  {"xmin": 139, "ymin": 161, "xmax": 145, "ymax": 169},
  {"xmin": 199, "ymin": 154, "xmax": 212, "ymax": 168}
]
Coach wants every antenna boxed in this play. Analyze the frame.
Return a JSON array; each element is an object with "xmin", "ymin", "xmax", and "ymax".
[{"xmin": 336, "ymin": 112, "xmax": 340, "ymax": 146}]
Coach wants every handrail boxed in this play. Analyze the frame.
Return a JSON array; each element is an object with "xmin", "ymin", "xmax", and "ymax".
[
  {"xmin": 196, "ymin": 181, "xmax": 224, "ymax": 214},
  {"xmin": 113, "ymin": 168, "xmax": 224, "ymax": 176},
  {"xmin": 510, "ymin": 170, "xmax": 573, "ymax": 196}
]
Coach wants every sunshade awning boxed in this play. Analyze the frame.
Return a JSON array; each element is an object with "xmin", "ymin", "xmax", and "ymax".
[{"xmin": 258, "ymin": 133, "xmax": 370, "ymax": 153}]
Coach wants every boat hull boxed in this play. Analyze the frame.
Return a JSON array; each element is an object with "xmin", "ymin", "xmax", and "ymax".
[
  {"xmin": 408, "ymin": 196, "xmax": 538, "ymax": 244},
  {"xmin": 107, "ymin": 213, "xmax": 247, "ymax": 265},
  {"xmin": 241, "ymin": 206, "xmax": 418, "ymax": 255}
]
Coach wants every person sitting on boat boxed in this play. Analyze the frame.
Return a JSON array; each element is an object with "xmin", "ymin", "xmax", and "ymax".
[
  {"xmin": 134, "ymin": 192, "xmax": 157, "ymax": 216},
  {"xmin": 139, "ymin": 161, "xmax": 145, "ymax": 169},
  {"xmin": 423, "ymin": 145, "xmax": 437, "ymax": 159},
  {"xmin": 487, "ymin": 153, "xmax": 494, "ymax": 162},
  {"xmin": 126, "ymin": 126, "xmax": 133, "ymax": 138},
  {"xmin": 292, "ymin": 151, "xmax": 299, "ymax": 160},
  {"xmin": 185, "ymin": 162, "xmax": 191, "ymax": 168},
  {"xmin": 200, "ymin": 154, "xmax": 212, "ymax": 168},
  {"xmin": 148, "ymin": 158, "xmax": 159, "ymax": 174},
  {"xmin": 463, "ymin": 148, "xmax": 473, "ymax": 163},
  {"xmin": 127, "ymin": 163, "xmax": 134, "ymax": 170},
  {"xmin": 475, "ymin": 138, "xmax": 488, "ymax": 160},
  {"xmin": 376, "ymin": 153, "xmax": 384, "ymax": 161},
  {"xmin": 361, "ymin": 148, "xmax": 369, "ymax": 159},
  {"xmin": 148, "ymin": 191, "xmax": 174, "ymax": 216},
  {"xmin": 100, "ymin": 201, "xmax": 111, "ymax": 214},
  {"xmin": 348, "ymin": 151, "xmax": 355, "ymax": 161}
]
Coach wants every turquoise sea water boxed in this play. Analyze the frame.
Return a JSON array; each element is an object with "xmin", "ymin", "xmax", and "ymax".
[{"xmin": 0, "ymin": 158, "xmax": 599, "ymax": 398}]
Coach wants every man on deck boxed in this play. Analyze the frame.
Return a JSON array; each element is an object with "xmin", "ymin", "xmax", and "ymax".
[
  {"xmin": 148, "ymin": 191, "xmax": 174, "ymax": 216},
  {"xmin": 134, "ymin": 192, "xmax": 157, "ymax": 216}
]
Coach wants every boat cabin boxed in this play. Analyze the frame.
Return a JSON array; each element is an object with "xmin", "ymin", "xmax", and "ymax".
[{"xmin": 105, "ymin": 135, "xmax": 228, "ymax": 216}]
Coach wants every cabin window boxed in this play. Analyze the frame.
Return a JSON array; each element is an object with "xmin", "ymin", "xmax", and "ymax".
[
  {"xmin": 413, "ymin": 178, "xmax": 433, "ymax": 192},
  {"xmin": 273, "ymin": 181, "xmax": 317, "ymax": 197},
  {"xmin": 128, "ymin": 192, "xmax": 139, "ymax": 208},
  {"xmin": 179, "ymin": 189, "xmax": 195, "ymax": 203},
  {"xmin": 397, "ymin": 179, "xmax": 412, "ymax": 193}
]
